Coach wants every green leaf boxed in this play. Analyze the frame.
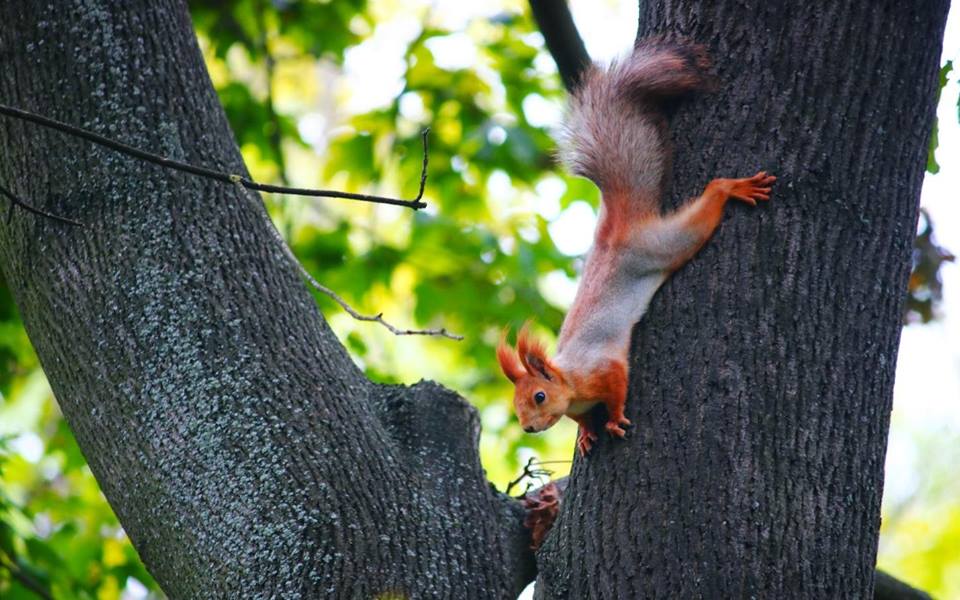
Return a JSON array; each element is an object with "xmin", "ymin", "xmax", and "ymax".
[{"xmin": 927, "ymin": 60, "xmax": 952, "ymax": 174}]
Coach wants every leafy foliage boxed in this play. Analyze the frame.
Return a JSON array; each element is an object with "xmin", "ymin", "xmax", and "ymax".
[
  {"xmin": 907, "ymin": 60, "xmax": 956, "ymax": 325},
  {"xmin": 878, "ymin": 423, "xmax": 960, "ymax": 599},
  {"xmin": 926, "ymin": 61, "xmax": 952, "ymax": 174},
  {"xmin": 906, "ymin": 209, "xmax": 954, "ymax": 324},
  {"xmin": 0, "ymin": 316, "xmax": 160, "ymax": 598}
]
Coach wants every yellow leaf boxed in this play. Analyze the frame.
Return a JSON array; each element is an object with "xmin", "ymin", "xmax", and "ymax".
[
  {"xmin": 97, "ymin": 575, "xmax": 120, "ymax": 600},
  {"xmin": 102, "ymin": 537, "xmax": 126, "ymax": 568}
]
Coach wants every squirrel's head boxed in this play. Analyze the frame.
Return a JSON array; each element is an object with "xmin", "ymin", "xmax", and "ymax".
[{"xmin": 497, "ymin": 325, "xmax": 572, "ymax": 433}]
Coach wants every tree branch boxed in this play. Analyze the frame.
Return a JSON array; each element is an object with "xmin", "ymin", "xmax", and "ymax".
[
  {"xmin": 874, "ymin": 571, "xmax": 934, "ymax": 600},
  {"xmin": 0, "ymin": 102, "xmax": 455, "ymax": 338},
  {"xmin": 0, "ymin": 554, "xmax": 54, "ymax": 600},
  {"xmin": 0, "ymin": 181, "xmax": 81, "ymax": 226},
  {"xmin": 239, "ymin": 182, "xmax": 463, "ymax": 340},
  {"xmin": 527, "ymin": 0, "xmax": 591, "ymax": 91},
  {"xmin": 0, "ymin": 103, "xmax": 429, "ymax": 210},
  {"xmin": 505, "ymin": 458, "xmax": 570, "ymax": 495}
]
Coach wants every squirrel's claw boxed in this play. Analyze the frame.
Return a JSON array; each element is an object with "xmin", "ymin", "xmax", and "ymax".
[
  {"xmin": 576, "ymin": 428, "xmax": 598, "ymax": 456},
  {"xmin": 730, "ymin": 171, "xmax": 776, "ymax": 205},
  {"xmin": 604, "ymin": 416, "xmax": 631, "ymax": 439}
]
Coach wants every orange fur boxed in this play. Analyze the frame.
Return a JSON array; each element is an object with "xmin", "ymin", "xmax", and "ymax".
[
  {"xmin": 497, "ymin": 327, "xmax": 572, "ymax": 434},
  {"xmin": 516, "ymin": 323, "xmax": 556, "ymax": 380},
  {"xmin": 497, "ymin": 328, "xmax": 631, "ymax": 457},
  {"xmin": 666, "ymin": 172, "xmax": 776, "ymax": 271},
  {"xmin": 496, "ymin": 332, "xmax": 525, "ymax": 383},
  {"xmin": 594, "ymin": 188, "xmax": 656, "ymax": 248}
]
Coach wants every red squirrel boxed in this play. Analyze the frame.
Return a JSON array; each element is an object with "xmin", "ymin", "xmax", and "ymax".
[{"xmin": 497, "ymin": 39, "xmax": 775, "ymax": 456}]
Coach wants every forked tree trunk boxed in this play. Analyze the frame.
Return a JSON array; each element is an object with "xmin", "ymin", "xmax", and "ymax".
[
  {"xmin": 0, "ymin": 2, "xmax": 532, "ymax": 597},
  {"xmin": 0, "ymin": 0, "xmax": 950, "ymax": 598},
  {"xmin": 534, "ymin": 2, "xmax": 949, "ymax": 598}
]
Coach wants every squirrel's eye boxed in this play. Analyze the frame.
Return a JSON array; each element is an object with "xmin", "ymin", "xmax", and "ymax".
[{"xmin": 534, "ymin": 391, "xmax": 546, "ymax": 405}]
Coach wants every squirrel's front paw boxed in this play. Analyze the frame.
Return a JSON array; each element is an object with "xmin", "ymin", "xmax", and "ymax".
[
  {"xmin": 576, "ymin": 428, "xmax": 598, "ymax": 456},
  {"xmin": 729, "ymin": 171, "xmax": 776, "ymax": 206},
  {"xmin": 604, "ymin": 417, "xmax": 631, "ymax": 439}
]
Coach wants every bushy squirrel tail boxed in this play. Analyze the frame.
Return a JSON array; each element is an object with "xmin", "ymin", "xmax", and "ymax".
[{"xmin": 558, "ymin": 38, "xmax": 711, "ymax": 203}]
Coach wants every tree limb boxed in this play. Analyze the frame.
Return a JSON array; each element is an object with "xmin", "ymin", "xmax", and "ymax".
[
  {"xmin": 0, "ymin": 554, "xmax": 54, "ymax": 600},
  {"xmin": 534, "ymin": 1, "xmax": 949, "ymax": 597},
  {"xmin": 527, "ymin": 0, "xmax": 591, "ymax": 91},
  {"xmin": 0, "ymin": 181, "xmax": 81, "ymax": 226},
  {"xmin": 1, "ymin": 100, "xmax": 457, "ymax": 338},
  {"xmin": 875, "ymin": 571, "xmax": 934, "ymax": 600}
]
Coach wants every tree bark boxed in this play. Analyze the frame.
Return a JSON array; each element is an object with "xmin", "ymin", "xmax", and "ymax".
[
  {"xmin": 534, "ymin": 2, "xmax": 949, "ymax": 599},
  {"xmin": 0, "ymin": 2, "xmax": 532, "ymax": 598}
]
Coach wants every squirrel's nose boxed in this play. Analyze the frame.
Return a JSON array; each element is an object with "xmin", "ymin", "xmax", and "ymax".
[{"xmin": 524, "ymin": 426, "xmax": 536, "ymax": 433}]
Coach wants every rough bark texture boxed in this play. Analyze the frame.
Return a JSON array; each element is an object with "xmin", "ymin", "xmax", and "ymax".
[
  {"xmin": 535, "ymin": 2, "xmax": 949, "ymax": 599},
  {"xmin": 0, "ymin": 2, "xmax": 532, "ymax": 598}
]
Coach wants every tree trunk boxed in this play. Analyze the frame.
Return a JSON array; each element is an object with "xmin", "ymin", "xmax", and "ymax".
[
  {"xmin": 0, "ymin": 2, "xmax": 532, "ymax": 597},
  {"xmin": 534, "ymin": 2, "xmax": 949, "ymax": 599}
]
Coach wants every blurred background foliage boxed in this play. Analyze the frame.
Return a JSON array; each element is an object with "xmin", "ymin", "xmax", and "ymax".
[{"xmin": 0, "ymin": 1, "xmax": 957, "ymax": 598}]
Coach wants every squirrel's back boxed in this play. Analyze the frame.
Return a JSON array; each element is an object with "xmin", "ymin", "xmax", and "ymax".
[{"xmin": 558, "ymin": 39, "xmax": 711, "ymax": 204}]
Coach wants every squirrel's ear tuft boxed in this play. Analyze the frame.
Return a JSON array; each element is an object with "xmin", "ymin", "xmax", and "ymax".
[
  {"xmin": 496, "ymin": 329, "xmax": 525, "ymax": 383},
  {"xmin": 525, "ymin": 353, "xmax": 552, "ymax": 380},
  {"xmin": 517, "ymin": 323, "xmax": 560, "ymax": 382}
]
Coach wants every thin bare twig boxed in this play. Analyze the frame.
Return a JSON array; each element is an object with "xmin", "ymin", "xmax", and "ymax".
[
  {"xmin": 304, "ymin": 278, "xmax": 463, "ymax": 340},
  {"xmin": 0, "ymin": 181, "xmax": 82, "ymax": 226},
  {"xmin": 505, "ymin": 457, "xmax": 571, "ymax": 495},
  {"xmin": 239, "ymin": 182, "xmax": 463, "ymax": 341},
  {"xmin": 0, "ymin": 103, "xmax": 430, "ymax": 210},
  {"xmin": 0, "ymin": 102, "xmax": 452, "ymax": 338}
]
